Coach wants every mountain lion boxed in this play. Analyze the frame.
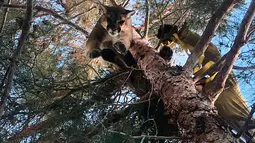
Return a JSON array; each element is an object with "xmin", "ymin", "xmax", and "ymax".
[{"xmin": 84, "ymin": 4, "xmax": 135, "ymax": 68}]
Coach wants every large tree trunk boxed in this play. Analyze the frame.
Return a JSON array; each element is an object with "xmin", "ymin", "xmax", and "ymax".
[{"xmin": 130, "ymin": 30, "xmax": 235, "ymax": 142}]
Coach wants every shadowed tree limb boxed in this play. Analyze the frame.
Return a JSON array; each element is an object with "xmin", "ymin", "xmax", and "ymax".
[
  {"xmin": 248, "ymin": 37, "xmax": 255, "ymax": 43},
  {"xmin": 109, "ymin": 0, "xmax": 118, "ymax": 6},
  {"xmin": 7, "ymin": 71, "xmax": 133, "ymax": 141},
  {"xmin": 233, "ymin": 65, "xmax": 255, "ymax": 70},
  {"xmin": 0, "ymin": 0, "xmax": 4, "ymax": 7},
  {"xmin": 0, "ymin": 0, "xmax": 12, "ymax": 33},
  {"xmin": 43, "ymin": 71, "xmax": 131, "ymax": 111},
  {"xmin": 69, "ymin": 6, "xmax": 96, "ymax": 20},
  {"xmin": 0, "ymin": 4, "xmax": 90, "ymax": 37},
  {"xmin": 142, "ymin": 0, "xmax": 150, "ymax": 39},
  {"xmin": 107, "ymin": 130, "xmax": 181, "ymax": 141},
  {"xmin": 0, "ymin": 0, "xmax": 33, "ymax": 117},
  {"xmin": 9, "ymin": 99, "xmax": 137, "ymax": 141},
  {"xmin": 247, "ymin": 24, "xmax": 255, "ymax": 40},
  {"xmin": 121, "ymin": 0, "xmax": 130, "ymax": 7},
  {"xmin": 7, "ymin": 118, "xmax": 51, "ymax": 142},
  {"xmin": 86, "ymin": 105, "xmax": 135, "ymax": 138},
  {"xmin": 233, "ymin": 103, "xmax": 255, "ymax": 138},
  {"xmin": 0, "ymin": 67, "xmax": 10, "ymax": 95},
  {"xmin": 58, "ymin": 0, "xmax": 69, "ymax": 9},
  {"xmin": 206, "ymin": 0, "xmax": 255, "ymax": 102},
  {"xmin": 183, "ymin": 0, "xmax": 242, "ymax": 76},
  {"xmin": 130, "ymin": 135, "xmax": 180, "ymax": 140},
  {"xmin": 35, "ymin": 6, "xmax": 89, "ymax": 37}
]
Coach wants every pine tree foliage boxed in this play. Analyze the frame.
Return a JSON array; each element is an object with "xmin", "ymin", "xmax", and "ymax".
[{"xmin": 0, "ymin": 0, "xmax": 254, "ymax": 143}]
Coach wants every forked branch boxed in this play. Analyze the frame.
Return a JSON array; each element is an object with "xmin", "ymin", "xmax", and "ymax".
[
  {"xmin": 0, "ymin": 4, "xmax": 90, "ymax": 37},
  {"xmin": 121, "ymin": 0, "xmax": 130, "ymax": 7},
  {"xmin": 183, "ymin": 0, "xmax": 242, "ymax": 76},
  {"xmin": 0, "ymin": 0, "xmax": 33, "ymax": 117},
  {"xmin": 207, "ymin": 0, "xmax": 255, "ymax": 101}
]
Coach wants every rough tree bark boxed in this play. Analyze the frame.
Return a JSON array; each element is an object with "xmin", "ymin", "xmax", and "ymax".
[
  {"xmin": 130, "ymin": 31, "xmax": 235, "ymax": 142},
  {"xmin": 127, "ymin": 0, "xmax": 255, "ymax": 142}
]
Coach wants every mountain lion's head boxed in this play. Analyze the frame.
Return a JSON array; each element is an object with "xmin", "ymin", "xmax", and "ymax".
[{"xmin": 99, "ymin": 5, "xmax": 135, "ymax": 37}]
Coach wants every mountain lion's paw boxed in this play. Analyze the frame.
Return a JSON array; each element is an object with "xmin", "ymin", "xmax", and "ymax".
[
  {"xmin": 114, "ymin": 42, "xmax": 127, "ymax": 55},
  {"xmin": 89, "ymin": 50, "xmax": 101, "ymax": 58}
]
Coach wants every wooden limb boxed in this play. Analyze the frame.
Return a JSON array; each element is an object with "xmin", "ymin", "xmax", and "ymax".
[
  {"xmin": 130, "ymin": 28, "xmax": 236, "ymax": 142},
  {"xmin": 149, "ymin": 6, "xmax": 188, "ymax": 28},
  {"xmin": 0, "ymin": 0, "xmax": 4, "ymax": 7},
  {"xmin": 131, "ymin": 135, "xmax": 180, "ymax": 140},
  {"xmin": 0, "ymin": 0, "xmax": 12, "ymax": 33},
  {"xmin": 248, "ymin": 37, "xmax": 255, "ymax": 43},
  {"xmin": 107, "ymin": 130, "xmax": 180, "ymax": 141},
  {"xmin": 69, "ymin": 6, "xmax": 96, "ymax": 20},
  {"xmin": 121, "ymin": 0, "xmax": 130, "ymax": 7},
  {"xmin": 248, "ymin": 124, "xmax": 255, "ymax": 130},
  {"xmin": 0, "ymin": 4, "xmax": 90, "ymax": 37},
  {"xmin": 183, "ymin": 0, "xmax": 242, "ymax": 76},
  {"xmin": 0, "ymin": 67, "xmax": 10, "ymax": 93},
  {"xmin": 207, "ymin": 0, "xmax": 255, "ymax": 101},
  {"xmin": 8, "ymin": 119, "xmax": 50, "ymax": 141},
  {"xmin": 35, "ymin": 6, "xmax": 89, "ymax": 37},
  {"xmin": 8, "ymin": 71, "xmax": 134, "ymax": 140},
  {"xmin": 247, "ymin": 24, "xmax": 255, "ymax": 39},
  {"xmin": 109, "ymin": 0, "xmax": 118, "ymax": 6},
  {"xmin": 42, "ymin": 71, "xmax": 131, "ymax": 111},
  {"xmin": 0, "ymin": 4, "xmax": 26, "ymax": 9},
  {"xmin": 233, "ymin": 65, "xmax": 255, "ymax": 70},
  {"xmin": 58, "ymin": 0, "xmax": 69, "ymax": 9},
  {"xmin": 142, "ymin": 0, "xmax": 150, "ymax": 39},
  {"xmin": 0, "ymin": 0, "xmax": 33, "ymax": 117},
  {"xmin": 152, "ymin": 0, "xmax": 163, "ymax": 26},
  {"xmin": 87, "ymin": 105, "xmax": 134, "ymax": 138},
  {"xmin": 233, "ymin": 103, "xmax": 255, "ymax": 138},
  {"xmin": 193, "ymin": 54, "xmax": 227, "ymax": 83},
  {"xmin": 66, "ymin": 0, "xmax": 85, "ymax": 13}
]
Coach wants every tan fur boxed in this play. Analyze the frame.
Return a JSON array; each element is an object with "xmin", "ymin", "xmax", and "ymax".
[{"xmin": 84, "ymin": 5, "xmax": 134, "ymax": 58}]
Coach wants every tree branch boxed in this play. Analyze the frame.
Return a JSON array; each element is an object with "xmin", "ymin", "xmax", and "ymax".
[
  {"xmin": 207, "ymin": 0, "xmax": 255, "ymax": 101},
  {"xmin": 35, "ymin": 6, "xmax": 89, "ymax": 37},
  {"xmin": 0, "ymin": 67, "xmax": 10, "ymax": 94},
  {"xmin": 8, "ymin": 119, "xmax": 50, "ymax": 141},
  {"xmin": 233, "ymin": 103, "xmax": 255, "ymax": 138},
  {"xmin": 109, "ymin": 0, "xmax": 118, "ymax": 6},
  {"xmin": 142, "ymin": 0, "xmax": 150, "ymax": 39},
  {"xmin": 247, "ymin": 24, "xmax": 255, "ymax": 39},
  {"xmin": 0, "ymin": 0, "xmax": 4, "ymax": 8},
  {"xmin": 233, "ymin": 65, "xmax": 255, "ymax": 70},
  {"xmin": 0, "ymin": 0, "xmax": 12, "ymax": 33},
  {"xmin": 121, "ymin": 0, "xmax": 130, "ymax": 7},
  {"xmin": 108, "ymin": 130, "xmax": 181, "ymax": 140},
  {"xmin": 193, "ymin": 54, "xmax": 227, "ymax": 82},
  {"xmin": 248, "ymin": 37, "xmax": 255, "ymax": 43},
  {"xmin": 0, "ymin": 0, "xmax": 33, "ymax": 117},
  {"xmin": 0, "ymin": 4, "xmax": 90, "ymax": 37},
  {"xmin": 0, "ymin": 4, "xmax": 26, "ymax": 9},
  {"xmin": 131, "ymin": 135, "xmax": 180, "ymax": 140},
  {"xmin": 183, "ymin": 0, "xmax": 241, "ymax": 76},
  {"xmin": 87, "ymin": 105, "xmax": 134, "ymax": 138},
  {"xmin": 130, "ymin": 28, "xmax": 236, "ymax": 142}
]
